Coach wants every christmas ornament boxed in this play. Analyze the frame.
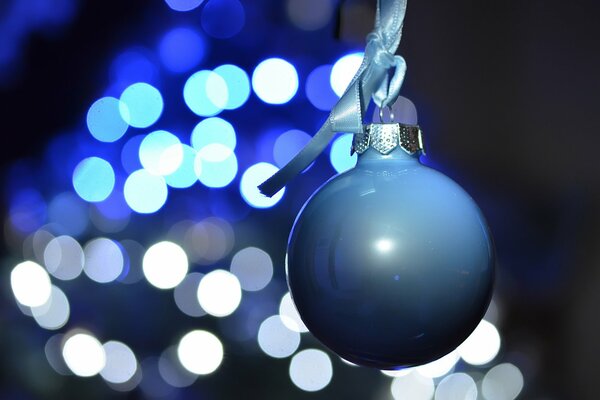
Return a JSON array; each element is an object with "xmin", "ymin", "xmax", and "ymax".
[{"xmin": 259, "ymin": 0, "xmax": 494, "ymax": 369}]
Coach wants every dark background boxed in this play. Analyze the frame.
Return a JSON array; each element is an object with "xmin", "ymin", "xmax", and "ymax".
[{"xmin": 1, "ymin": 0, "xmax": 600, "ymax": 398}]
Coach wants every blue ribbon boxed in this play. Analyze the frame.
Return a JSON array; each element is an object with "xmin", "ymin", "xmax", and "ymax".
[{"xmin": 258, "ymin": 0, "xmax": 408, "ymax": 197}]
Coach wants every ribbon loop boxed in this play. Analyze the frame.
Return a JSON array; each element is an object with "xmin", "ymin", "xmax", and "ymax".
[{"xmin": 258, "ymin": 0, "xmax": 408, "ymax": 197}]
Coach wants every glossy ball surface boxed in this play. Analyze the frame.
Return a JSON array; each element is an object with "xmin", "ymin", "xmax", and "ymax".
[{"xmin": 287, "ymin": 149, "xmax": 494, "ymax": 369}]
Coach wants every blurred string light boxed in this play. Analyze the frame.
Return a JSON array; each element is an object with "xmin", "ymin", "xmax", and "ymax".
[
  {"xmin": 240, "ymin": 163, "xmax": 285, "ymax": 208},
  {"xmin": 177, "ymin": 330, "xmax": 224, "ymax": 375},
  {"xmin": 279, "ymin": 292, "xmax": 308, "ymax": 333},
  {"xmin": 182, "ymin": 217, "xmax": 235, "ymax": 264},
  {"xmin": 158, "ymin": 346, "xmax": 198, "ymax": 388},
  {"xmin": 197, "ymin": 269, "xmax": 242, "ymax": 317},
  {"xmin": 330, "ymin": 133, "xmax": 357, "ymax": 173},
  {"xmin": 390, "ymin": 370, "xmax": 435, "ymax": 400},
  {"xmin": 173, "ymin": 272, "xmax": 207, "ymax": 317},
  {"xmin": 286, "ymin": 0, "xmax": 335, "ymax": 31},
  {"xmin": 31, "ymin": 285, "xmax": 70, "ymax": 330},
  {"xmin": 142, "ymin": 241, "xmax": 188, "ymax": 290},
  {"xmin": 229, "ymin": 246, "xmax": 273, "ymax": 291},
  {"xmin": 10, "ymin": 261, "xmax": 52, "ymax": 307},
  {"xmin": 110, "ymin": 49, "xmax": 159, "ymax": 90},
  {"xmin": 289, "ymin": 349, "xmax": 333, "ymax": 392},
  {"xmin": 119, "ymin": 82, "xmax": 164, "ymax": 128},
  {"xmin": 252, "ymin": 58, "xmax": 299, "ymax": 105},
  {"xmin": 184, "ymin": 70, "xmax": 228, "ymax": 117},
  {"xmin": 194, "ymin": 146, "xmax": 238, "ymax": 188},
  {"xmin": 306, "ymin": 65, "xmax": 338, "ymax": 111},
  {"xmin": 86, "ymin": 97, "xmax": 129, "ymax": 142},
  {"xmin": 164, "ymin": 0, "xmax": 204, "ymax": 12},
  {"xmin": 165, "ymin": 145, "xmax": 198, "ymax": 189},
  {"xmin": 330, "ymin": 52, "xmax": 364, "ymax": 97},
  {"xmin": 139, "ymin": 130, "xmax": 184, "ymax": 176},
  {"xmin": 158, "ymin": 27, "xmax": 207, "ymax": 74},
  {"xmin": 123, "ymin": 169, "xmax": 168, "ymax": 214},
  {"xmin": 200, "ymin": 0, "xmax": 245, "ymax": 39},
  {"xmin": 100, "ymin": 341, "xmax": 139, "ymax": 385},
  {"xmin": 83, "ymin": 238, "xmax": 124, "ymax": 284},
  {"xmin": 47, "ymin": 192, "xmax": 89, "ymax": 236},
  {"xmin": 62, "ymin": 332, "xmax": 106, "ymax": 377},
  {"xmin": 458, "ymin": 320, "xmax": 501, "ymax": 366},
  {"xmin": 434, "ymin": 373, "xmax": 478, "ymax": 400},
  {"xmin": 121, "ymin": 135, "xmax": 145, "ymax": 174},
  {"xmin": 481, "ymin": 363, "xmax": 524, "ymax": 400},
  {"xmin": 257, "ymin": 315, "xmax": 300, "ymax": 358},
  {"xmin": 415, "ymin": 351, "xmax": 460, "ymax": 379},
  {"xmin": 273, "ymin": 130, "xmax": 312, "ymax": 169},
  {"xmin": 213, "ymin": 64, "xmax": 250, "ymax": 109},
  {"xmin": 72, "ymin": 157, "xmax": 115, "ymax": 202},
  {"xmin": 43, "ymin": 235, "xmax": 84, "ymax": 280},
  {"xmin": 191, "ymin": 117, "xmax": 237, "ymax": 152}
]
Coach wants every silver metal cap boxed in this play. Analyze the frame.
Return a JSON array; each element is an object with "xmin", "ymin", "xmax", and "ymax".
[{"xmin": 352, "ymin": 123, "xmax": 424, "ymax": 156}]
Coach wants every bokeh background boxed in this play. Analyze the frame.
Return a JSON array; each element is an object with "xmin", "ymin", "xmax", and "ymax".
[{"xmin": 1, "ymin": 0, "xmax": 599, "ymax": 399}]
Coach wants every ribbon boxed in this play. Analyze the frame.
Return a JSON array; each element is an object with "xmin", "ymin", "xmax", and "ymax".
[{"xmin": 258, "ymin": 0, "xmax": 408, "ymax": 197}]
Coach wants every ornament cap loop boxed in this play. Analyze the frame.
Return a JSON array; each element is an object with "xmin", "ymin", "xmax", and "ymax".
[{"xmin": 352, "ymin": 123, "xmax": 424, "ymax": 156}]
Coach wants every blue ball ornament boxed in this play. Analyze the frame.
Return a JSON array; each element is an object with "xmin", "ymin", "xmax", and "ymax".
[{"xmin": 286, "ymin": 124, "xmax": 494, "ymax": 369}]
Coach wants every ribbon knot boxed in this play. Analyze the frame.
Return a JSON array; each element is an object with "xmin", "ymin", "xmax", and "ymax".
[{"xmin": 258, "ymin": 0, "xmax": 408, "ymax": 197}]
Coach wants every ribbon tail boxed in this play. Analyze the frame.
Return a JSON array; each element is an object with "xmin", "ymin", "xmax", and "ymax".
[{"xmin": 258, "ymin": 120, "xmax": 336, "ymax": 197}]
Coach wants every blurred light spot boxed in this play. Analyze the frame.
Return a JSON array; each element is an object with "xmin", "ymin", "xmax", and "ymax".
[
  {"xmin": 87, "ymin": 97, "xmax": 129, "ymax": 142},
  {"xmin": 47, "ymin": 192, "xmax": 89, "ymax": 236},
  {"xmin": 252, "ymin": 58, "xmax": 299, "ymax": 105},
  {"xmin": 164, "ymin": 0, "xmax": 204, "ymax": 12},
  {"xmin": 481, "ymin": 363, "xmax": 524, "ymax": 400},
  {"xmin": 184, "ymin": 217, "xmax": 235, "ymax": 264},
  {"xmin": 121, "ymin": 135, "xmax": 145, "ymax": 174},
  {"xmin": 230, "ymin": 247, "xmax": 273, "ymax": 291},
  {"xmin": 158, "ymin": 27, "xmax": 207, "ymax": 73},
  {"xmin": 158, "ymin": 347, "xmax": 198, "ymax": 387},
  {"xmin": 100, "ymin": 341, "xmax": 138, "ymax": 384},
  {"xmin": 9, "ymin": 189, "xmax": 47, "ymax": 234},
  {"xmin": 258, "ymin": 315, "xmax": 300, "ymax": 358},
  {"xmin": 32, "ymin": 285, "xmax": 70, "ymax": 330},
  {"xmin": 184, "ymin": 70, "xmax": 228, "ymax": 117},
  {"xmin": 174, "ymin": 272, "xmax": 207, "ymax": 317},
  {"xmin": 111, "ymin": 49, "xmax": 158, "ymax": 88},
  {"xmin": 390, "ymin": 370, "xmax": 435, "ymax": 400},
  {"xmin": 143, "ymin": 241, "xmax": 188, "ymax": 289},
  {"xmin": 165, "ymin": 145, "xmax": 198, "ymax": 189},
  {"xmin": 435, "ymin": 373, "xmax": 477, "ymax": 400},
  {"xmin": 194, "ymin": 147, "xmax": 238, "ymax": 188},
  {"xmin": 44, "ymin": 235, "xmax": 84, "ymax": 280},
  {"xmin": 62, "ymin": 332, "xmax": 106, "ymax": 377},
  {"xmin": 90, "ymin": 189, "xmax": 131, "ymax": 233},
  {"xmin": 240, "ymin": 163, "xmax": 285, "ymax": 208},
  {"xmin": 177, "ymin": 330, "xmax": 223, "ymax": 375},
  {"xmin": 84, "ymin": 238, "xmax": 124, "ymax": 283},
  {"xmin": 118, "ymin": 240, "xmax": 146, "ymax": 284},
  {"xmin": 286, "ymin": 0, "xmax": 334, "ymax": 31},
  {"xmin": 32, "ymin": 229, "xmax": 55, "ymax": 265},
  {"xmin": 458, "ymin": 320, "xmax": 501, "ymax": 366},
  {"xmin": 273, "ymin": 129, "xmax": 312, "ymax": 168},
  {"xmin": 139, "ymin": 130, "xmax": 184, "ymax": 176},
  {"xmin": 214, "ymin": 64, "xmax": 250, "ymax": 109},
  {"xmin": 45, "ymin": 334, "xmax": 71, "ymax": 375},
  {"xmin": 191, "ymin": 117, "xmax": 237, "ymax": 151},
  {"xmin": 279, "ymin": 292, "xmax": 308, "ymax": 333},
  {"xmin": 416, "ymin": 351, "xmax": 459, "ymax": 378},
  {"xmin": 197, "ymin": 269, "xmax": 241, "ymax": 317},
  {"xmin": 124, "ymin": 169, "xmax": 168, "ymax": 214},
  {"xmin": 11, "ymin": 261, "xmax": 51, "ymax": 307},
  {"xmin": 120, "ymin": 82, "xmax": 163, "ymax": 128},
  {"xmin": 331, "ymin": 52, "xmax": 364, "ymax": 97},
  {"xmin": 330, "ymin": 133, "xmax": 357, "ymax": 173},
  {"xmin": 306, "ymin": 64, "xmax": 338, "ymax": 111},
  {"xmin": 72, "ymin": 157, "xmax": 115, "ymax": 202},
  {"xmin": 289, "ymin": 349, "xmax": 333, "ymax": 392},
  {"xmin": 201, "ymin": 0, "xmax": 245, "ymax": 39}
]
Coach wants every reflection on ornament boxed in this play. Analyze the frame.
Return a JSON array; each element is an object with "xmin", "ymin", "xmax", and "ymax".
[{"xmin": 286, "ymin": 117, "xmax": 494, "ymax": 369}]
